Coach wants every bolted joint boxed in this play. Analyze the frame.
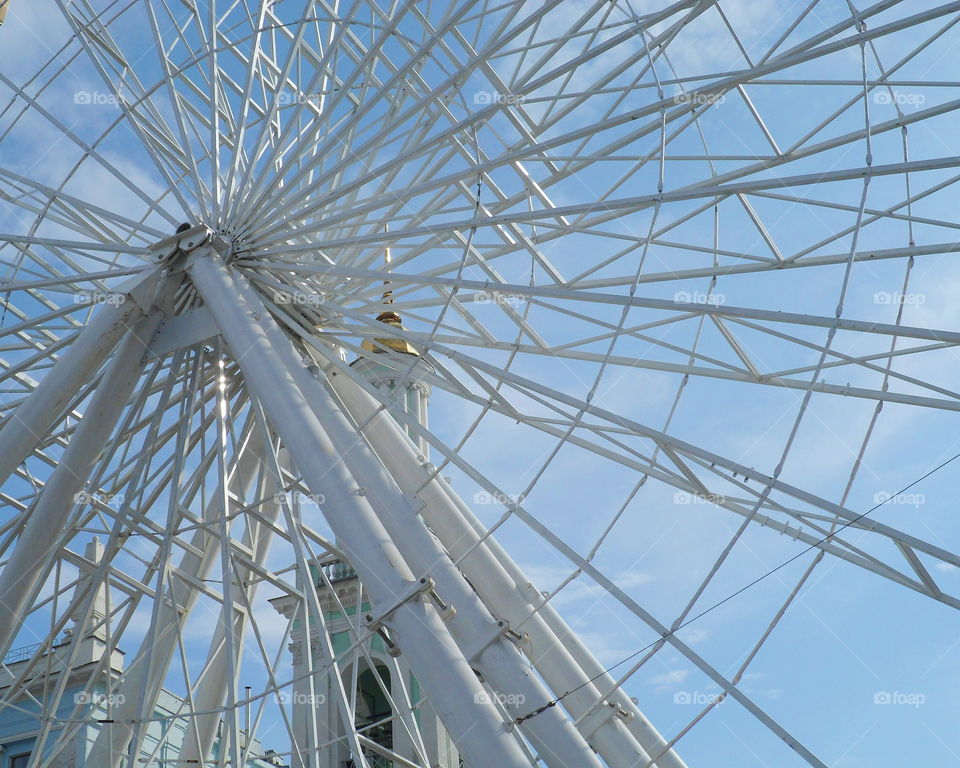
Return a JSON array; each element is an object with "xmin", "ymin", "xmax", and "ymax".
[
  {"xmin": 361, "ymin": 575, "xmax": 444, "ymax": 655},
  {"xmin": 462, "ymin": 619, "xmax": 525, "ymax": 665},
  {"xmin": 576, "ymin": 700, "xmax": 634, "ymax": 739},
  {"xmin": 149, "ymin": 224, "xmax": 213, "ymax": 263},
  {"xmin": 368, "ymin": 622, "xmax": 402, "ymax": 658},
  {"xmin": 150, "ymin": 224, "xmax": 235, "ymax": 271},
  {"xmin": 427, "ymin": 586, "xmax": 456, "ymax": 621}
]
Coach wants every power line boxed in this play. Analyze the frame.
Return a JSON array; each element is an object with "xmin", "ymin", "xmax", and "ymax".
[{"xmin": 514, "ymin": 448, "xmax": 960, "ymax": 725}]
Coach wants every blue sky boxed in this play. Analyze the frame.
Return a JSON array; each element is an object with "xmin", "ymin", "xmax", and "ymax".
[{"xmin": 2, "ymin": 1, "xmax": 960, "ymax": 766}]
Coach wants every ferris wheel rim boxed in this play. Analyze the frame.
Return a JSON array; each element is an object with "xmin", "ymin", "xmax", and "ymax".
[{"xmin": 0, "ymin": 2, "xmax": 959, "ymax": 767}]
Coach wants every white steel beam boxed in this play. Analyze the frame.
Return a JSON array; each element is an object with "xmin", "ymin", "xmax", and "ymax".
[
  {"xmin": 323, "ymin": 359, "xmax": 686, "ymax": 768},
  {"xmin": 229, "ymin": 256, "xmax": 601, "ymax": 766},
  {"xmin": 186, "ymin": 250, "xmax": 533, "ymax": 768},
  {"xmin": 0, "ymin": 271, "xmax": 159, "ymax": 488},
  {"xmin": 0, "ymin": 305, "xmax": 166, "ymax": 658}
]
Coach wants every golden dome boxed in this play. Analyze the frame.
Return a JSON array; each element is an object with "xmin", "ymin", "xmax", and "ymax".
[{"xmin": 361, "ymin": 311, "xmax": 418, "ymax": 356}]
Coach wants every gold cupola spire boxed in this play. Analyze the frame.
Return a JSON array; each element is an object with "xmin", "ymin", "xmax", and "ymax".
[{"xmin": 362, "ymin": 226, "xmax": 418, "ymax": 356}]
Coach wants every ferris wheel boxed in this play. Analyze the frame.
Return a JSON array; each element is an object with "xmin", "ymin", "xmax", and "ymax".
[{"xmin": 0, "ymin": 1, "xmax": 959, "ymax": 766}]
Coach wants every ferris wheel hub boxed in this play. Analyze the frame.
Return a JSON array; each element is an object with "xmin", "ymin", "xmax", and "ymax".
[
  {"xmin": 148, "ymin": 222, "xmax": 212, "ymax": 262},
  {"xmin": 147, "ymin": 224, "xmax": 241, "ymax": 271}
]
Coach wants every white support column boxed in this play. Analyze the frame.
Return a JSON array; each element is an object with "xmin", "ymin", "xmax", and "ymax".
[
  {"xmin": 0, "ymin": 272, "xmax": 157, "ymax": 487},
  {"xmin": 0, "ymin": 305, "xmax": 165, "ymax": 658},
  {"xmin": 296, "ymin": 367, "xmax": 603, "ymax": 768},
  {"xmin": 223, "ymin": 267, "xmax": 599, "ymax": 766},
  {"xmin": 325, "ymin": 366, "xmax": 687, "ymax": 768},
  {"xmin": 186, "ymin": 251, "xmax": 533, "ymax": 768}
]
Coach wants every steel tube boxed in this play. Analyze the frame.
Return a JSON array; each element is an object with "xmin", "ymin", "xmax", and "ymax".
[
  {"xmin": 0, "ymin": 281, "xmax": 152, "ymax": 488},
  {"xmin": 294, "ymin": 365, "xmax": 603, "ymax": 768},
  {"xmin": 0, "ymin": 308, "xmax": 163, "ymax": 658},
  {"xmin": 326, "ymin": 365, "xmax": 687, "ymax": 768},
  {"xmin": 187, "ymin": 251, "xmax": 532, "ymax": 768}
]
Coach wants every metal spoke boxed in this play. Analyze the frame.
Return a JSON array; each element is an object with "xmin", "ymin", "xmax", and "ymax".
[{"xmin": 2, "ymin": 2, "xmax": 959, "ymax": 767}]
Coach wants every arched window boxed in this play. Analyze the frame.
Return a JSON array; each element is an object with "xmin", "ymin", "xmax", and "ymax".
[{"xmin": 356, "ymin": 663, "xmax": 392, "ymax": 765}]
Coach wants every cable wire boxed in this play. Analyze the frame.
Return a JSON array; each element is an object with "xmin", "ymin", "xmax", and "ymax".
[{"xmin": 514, "ymin": 448, "xmax": 960, "ymax": 725}]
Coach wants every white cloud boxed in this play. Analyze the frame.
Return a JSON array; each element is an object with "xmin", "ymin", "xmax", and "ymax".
[{"xmin": 649, "ymin": 668, "xmax": 690, "ymax": 691}]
